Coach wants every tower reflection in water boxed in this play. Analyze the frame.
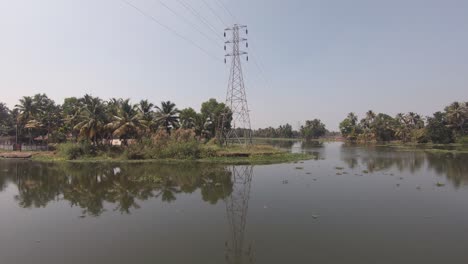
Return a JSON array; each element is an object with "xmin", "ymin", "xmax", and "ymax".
[{"xmin": 223, "ymin": 165, "xmax": 254, "ymax": 264}]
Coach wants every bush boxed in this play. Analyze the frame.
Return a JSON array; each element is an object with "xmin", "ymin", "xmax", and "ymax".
[
  {"xmin": 456, "ymin": 135, "xmax": 468, "ymax": 145},
  {"xmin": 123, "ymin": 144, "xmax": 146, "ymax": 160},
  {"xmin": 58, "ymin": 142, "xmax": 96, "ymax": 160},
  {"xmin": 58, "ymin": 143, "xmax": 83, "ymax": 160},
  {"xmin": 160, "ymin": 140, "xmax": 201, "ymax": 159},
  {"xmin": 411, "ymin": 128, "xmax": 429, "ymax": 143}
]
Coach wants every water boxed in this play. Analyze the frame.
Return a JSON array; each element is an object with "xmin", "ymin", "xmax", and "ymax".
[{"xmin": 1, "ymin": 142, "xmax": 468, "ymax": 264}]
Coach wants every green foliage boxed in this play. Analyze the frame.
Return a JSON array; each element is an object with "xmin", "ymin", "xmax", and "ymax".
[
  {"xmin": 456, "ymin": 135, "xmax": 468, "ymax": 144},
  {"xmin": 200, "ymin": 98, "xmax": 231, "ymax": 138},
  {"xmin": 0, "ymin": 102, "xmax": 15, "ymax": 136},
  {"xmin": 339, "ymin": 113, "xmax": 360, "ymax": 141},
  {"xmin": 301, "ymin": 119, "xmax": 326, "ymax": 141},
  {"xmin": 155, "ymin": 101, "xmax": 180, "ymax": 133},
  {"xmin": 411, "ymin": 128, "xmax": 429, "ymax": 143},
  {"xmin": 123, "ymin": 144, "xmax": 147, "ymax": 160},
  {"xmin": 426, "ymin": 112, "xmax": 454, "ymax": 144},
  {"xmin": 339, "ymin": 102, "xmax": 466, "ymax": 144},
  {"xmin": 58, "ymin": 142, "xmax": 93, "ymax": 160},
  {"xmin": 254, "ymin": 123, "xmax": 297, "ymax": 138}
]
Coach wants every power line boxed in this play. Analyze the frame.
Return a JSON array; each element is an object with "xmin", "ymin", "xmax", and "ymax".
[
  {"xmin": 201, "ymin": 0, "xmax": 228, "ymax": 28},
  {"xmin": 175, "ymin": 0, "xmax": 224, "ymax": 41},
  {"xmin": 214, "ymin": 0, "xmax": 237, "ymax": 24},
  {"xmin": 121, "ymin": 0, "xmax": 221, "ymax": 62},
  {"xmin": 155, "ymin": 0, "xmax": 222, "ymax": 48}
]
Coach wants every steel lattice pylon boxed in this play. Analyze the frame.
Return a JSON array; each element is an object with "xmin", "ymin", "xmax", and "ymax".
[
  {"xmin": 223, "ymin": 165, "xmax": 254, "ymax": 264},
  {"xmin": 221, "ymin": 24, "xmax": 252, "ymax": 145}
]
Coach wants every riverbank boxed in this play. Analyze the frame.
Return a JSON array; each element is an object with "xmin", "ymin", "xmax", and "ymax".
[
  {"xmin": 381, "ymin": 143, "xmax": 468, "ymax": 154},
  {"xmin": 339, "ymin": 141, "xmax": 468, "ymax": 154},
  {"xmin": 1, "ymin": 144, "xmax": 312, "ymax": 165}
]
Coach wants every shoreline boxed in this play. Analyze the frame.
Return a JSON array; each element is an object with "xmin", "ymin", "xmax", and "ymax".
[{"xmin": 0, "ymin": 151, "xmax": 313, "ymax": 165}]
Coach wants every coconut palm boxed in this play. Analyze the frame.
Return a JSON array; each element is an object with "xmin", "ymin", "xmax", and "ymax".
[
  {"xmin": 15, "ymin": 96, "xmax": 36, "ymax": 124},
  {"xmin": 138, "ymin": 100, "xmax": 156, "ymax": 133},
  {"xmin": 74, "ymin": 94, "xmax": 107, "ymax": 144},
  {"xmin": 347, "ymin": 112, "xmax": 358, "ymax": 125},
  {"xmin": 106, "ymin": 99, "xmax": 147, "ymax": 145},
  {"xmin": 445, "ymin": 102, "xmax": 467, "ymax": 134},
  {"xmin": 155, "ymin": 101, "xmax": 180, "ymax": 133},
  {"xmin": 15, "ymin": 96, "xmax": 40, "ymax": 144}
]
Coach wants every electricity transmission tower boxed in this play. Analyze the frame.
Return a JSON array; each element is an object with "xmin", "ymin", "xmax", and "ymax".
[
  {"xmin": 221, "ymin": 24, "xmax": 252, "ymax": 145},
  {"xmin": 223, "ymin": 165, "xmax": 254, "ymax": 264}
]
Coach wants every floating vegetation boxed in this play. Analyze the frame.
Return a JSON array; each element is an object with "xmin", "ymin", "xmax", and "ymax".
[
  {"xmin": 336, "ymin": 172, "xmax": 342, "ymax": 175},
  {"xmin": 335, "ymin": 167, "xmax": 344, "ymax": 170},
  {"xmin": 436, "ymin": 182, "xmax": 446, "ymax": 187},
  {"xmin": 295, "ymin": 167, "xmax": 304, "ymax": 170},
  {"xmin": 362, "ymin": 170, "xmax": 369, "ymax": 174}
]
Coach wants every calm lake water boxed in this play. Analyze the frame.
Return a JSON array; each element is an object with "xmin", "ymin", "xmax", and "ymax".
[{"xmin": 1, "ymin": 142, "xmax": 468, "ymax": 264}]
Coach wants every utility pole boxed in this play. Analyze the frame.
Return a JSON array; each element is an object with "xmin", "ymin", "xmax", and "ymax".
[{"xmin": 221, "ymin": 24, "xmax": 252, "ymax": 145}]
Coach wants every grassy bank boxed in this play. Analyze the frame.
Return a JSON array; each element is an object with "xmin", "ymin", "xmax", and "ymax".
[
  {"xmin": 382, "ymin": 143, "xmax": 468, "ymax": 154},
  {"xmin": 26, "ymin": 143, "xmax": 312, "ymax": 165}
]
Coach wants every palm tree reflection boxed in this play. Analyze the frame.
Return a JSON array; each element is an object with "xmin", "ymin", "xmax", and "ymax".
[{"xmin": 0, "ymin": 161, "xmax": 233, "ymax": 216}]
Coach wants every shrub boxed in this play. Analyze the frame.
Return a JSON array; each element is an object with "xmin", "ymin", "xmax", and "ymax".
[
  {"xmin": 411, "ymin": 128, "xmax": 429, "ymax": 143},
  {"xmin": 58, "ymin": 142, "xmax": 96, "ymax": 160},
  {"xmin": 170, "ymin": 128, "xmax": 196, "ymax": 143},
  {"xmin": 160, "ymin": 140, "xmax": 201, "ymax": 159},
  {"xmin": 456, "ymin": 135, "xmax": 468, "ymax": 145},
  {"xmin": 123, "ymin": 144, "xmax": 146, "ymax": 160},
  {"xmin": 58, "ymin": 143, "xmax": 84, "ymax": 160}
]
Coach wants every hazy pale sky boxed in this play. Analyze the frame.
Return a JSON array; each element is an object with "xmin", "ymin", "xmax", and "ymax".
[{"xmin": 0, "ymin": 0, "xmax": 467, "ymax": 130}]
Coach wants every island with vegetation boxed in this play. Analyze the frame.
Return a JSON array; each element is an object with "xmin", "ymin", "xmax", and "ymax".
[{"xmin": 0, "ymin": 94, "xmax": 311, "ymax": 164}]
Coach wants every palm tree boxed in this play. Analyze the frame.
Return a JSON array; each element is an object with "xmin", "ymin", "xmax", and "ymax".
[
  {"xmin": 406, "ymin": 112, "xmax": 424, "ymax": 129},
  {"xmin": 15, "ymin": 96, "xmax": 36, "ymax": 123},
  {"xmin": 74, "ymin": 94, "xmax": 107, "ymax": 144},
  {"xmin": 106, "ymin": 99, "xmax": 147, "ymax": 145},
  {"xmin": 445, "ymin": 102, "xmax": 467, "ymax": 135},
  {"xmin": 365, "ymin": 110, "xmax": 376, "ymax": 124},
  {"xmin": 15, "ymin": 96, "xmax": 38, "ymax": 144},
  {"xmin": 138, "ymin": 100, "xmax": 155, "ymax": 133},
  {"xmin": 155, "ymin": 101, "xmax": 180, "ymax": 133}
]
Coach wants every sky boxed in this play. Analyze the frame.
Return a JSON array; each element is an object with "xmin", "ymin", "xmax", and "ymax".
[{"xmin": 0, "ymin": 0, "xmax": 467, "ymax": 130}]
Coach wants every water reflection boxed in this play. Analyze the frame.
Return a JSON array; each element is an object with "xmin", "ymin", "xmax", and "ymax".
[
  {"xmin": 0, "ymin": 161, "xmax": 234, "ymax": 216},
  {"xmin": 224, "ymin": 166, "xmax": 254, "ymax": 264},
  {"xmin": 340, "ymin": 144, "xmax": 468, "ymax": 187}
]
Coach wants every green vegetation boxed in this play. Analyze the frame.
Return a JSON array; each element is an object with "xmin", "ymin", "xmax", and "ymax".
[
  {"xmin": 253, "ymin": 119, "xmax": 337, "ymax": 141},
  {"xmin": 0, "ymin": 94, "xmax": 313, "ymax": 164},
  {"xmin": 30, "ymin": 133, "xmax": 311, "ymax": 164},
  {"xmin": 1, "ymin": 93, "xmax": 232, "ymax": 146},
  {"xmin": 339, "ymin": 102, "xmax": 467, "ymax": 144},
  {"xmin": 300, "ymin": 119, "xmax": 327, "ymax": 141}
]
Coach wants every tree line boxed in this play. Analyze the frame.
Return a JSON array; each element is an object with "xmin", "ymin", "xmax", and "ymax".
[
  {"xmin": 339, "ymin": 101, "xmax": 467, "ymax": 143},
  {"xmin": 0, "ymin": 94, "xmax": 231, "ymax": 145},
  {"xmin": 253, "ymin": 119, "xmax": 329, "ymax": 141}
]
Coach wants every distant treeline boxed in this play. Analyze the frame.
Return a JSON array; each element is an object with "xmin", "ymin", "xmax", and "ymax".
[
  {"xmin": 253, "ymin": 119, "xmax": 335, "ymax": 141},
  {"xmin": 339, "ymin": 101, "xmax": 467, "ymax": 144}
]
